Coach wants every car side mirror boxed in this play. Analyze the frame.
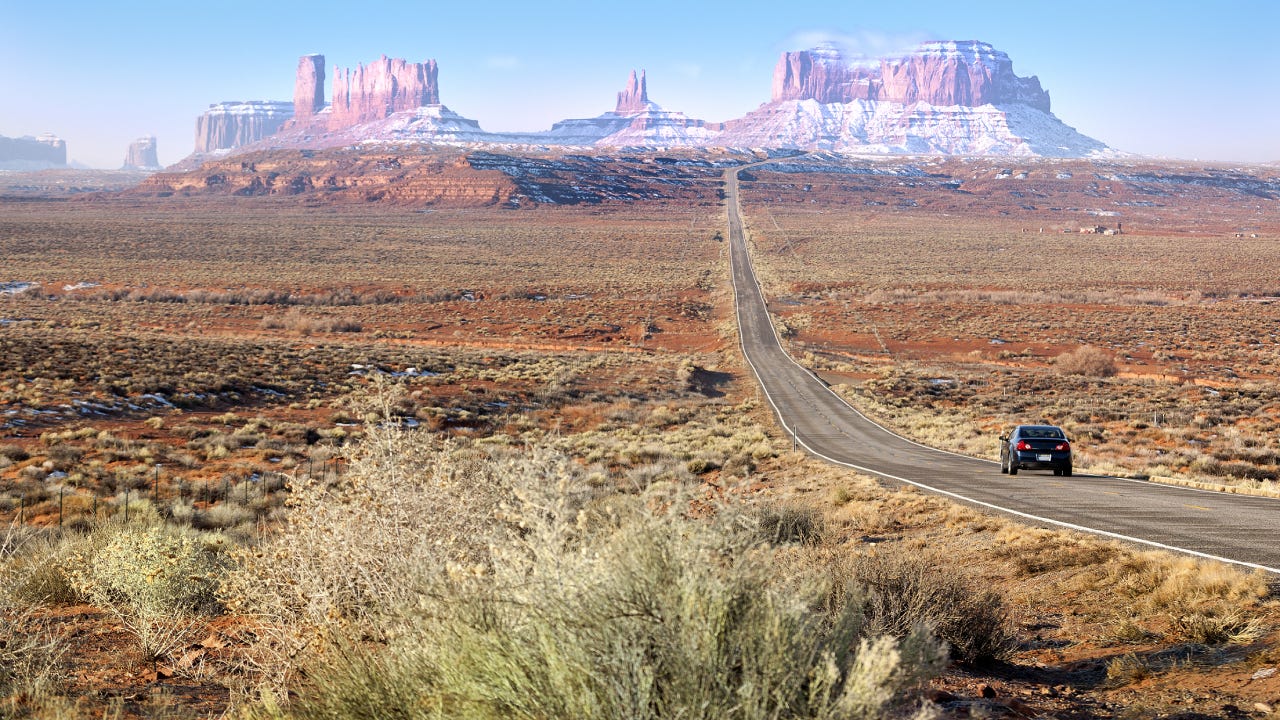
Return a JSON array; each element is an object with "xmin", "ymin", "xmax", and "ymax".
[{"xmin": 999, "ymin": 435, "xmax": 1008, "ymax": 442}]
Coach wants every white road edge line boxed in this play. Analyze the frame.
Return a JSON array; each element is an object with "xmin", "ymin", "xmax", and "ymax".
[{"xmin": 725, "ymin": 167, "xmax": 1280, "ymax": 576}]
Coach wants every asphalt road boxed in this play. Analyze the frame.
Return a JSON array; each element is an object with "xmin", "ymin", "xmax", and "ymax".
[{"xmin": 725, "ymin": 166, "xmax": 1280, "ymax": 574}]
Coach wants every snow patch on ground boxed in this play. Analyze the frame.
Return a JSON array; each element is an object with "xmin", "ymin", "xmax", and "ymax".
[{"xmin": 0, "ymin": 282, "xmax": 37, "ymax": 295}]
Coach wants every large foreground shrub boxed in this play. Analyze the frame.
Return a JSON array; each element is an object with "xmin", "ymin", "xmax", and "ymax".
[{"xmin": 229, "ymin": 420, "xmax": 948, "ymax": 719}]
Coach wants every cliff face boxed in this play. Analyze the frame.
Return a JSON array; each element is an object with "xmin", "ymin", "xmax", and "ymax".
[
  {"xmin": 194, "ymin": 101, "xmax": 293, "ymax": 154},
  {"xmin": 772, "ymin": 41, "xmax": 1051, "ymax": 112},
  {"xmin": 181, "ymin": 42, "xmax": 1103, "ymax": 161},
  {"xmin": 0, "ymin": 133, "xmax": 66, "ymax": 167},
  {"xmin": 329, "ymin": 56, "xmax": 440, "ymax": 129},
  {"xmin": 294, "ymin": 54, "xmax": 326, "ymax": 121},
  {"xmin": 615, "ymin": 70, "xmax": 650, "ymax": 114},
  {"xmin": 122, "ymin": 135, "xmax": 160, "ymax": 169}
]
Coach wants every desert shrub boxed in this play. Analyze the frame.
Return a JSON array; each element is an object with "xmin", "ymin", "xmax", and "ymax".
[
  {"xmin": 192, "ymin": 503, "xmax": 255, "ymax": 532},
  {"xmin": 1053, "ymin": 346, "xmax": 1117, "ymax": 377},
  {"xmin": 0, "ymin": 528, "xmax": 77, "ymax": 706},
  {"xmin": 0, "ymin": 607, "xmax": 67, "ymax": 714},
  {"xmin": 285, "ymin": 487, "xmax": 944, "ymax": 720},
  {"xmin": 1105, "ymin": 652, "xmax": 1151, "ymax": 686},
  {"xmin": 1166, "ymin": 609, "xmax": 1266, "ymax": 645},
  {"xmin": 845, "ymin": 550, "xmax": 1013, "ymax": 664},
  {"xmin": 3, "ymin": 538, "xmax": 86, "ymax": 607},
  {"xmin": 45, "ymin": 443, "xmax": 83, "ymax": 472},
  {"xmin": 220, "ymin": 425, "xmax": 522, "ymax": 689},
  {"xmin": 755, "ymin": 502, "xmax": 826, "ymax": 546},
  {"xmin": 0, "ymin": 444, "xmax": 30, "ymax": 462},
  {"xmin": 230, "ymin": 412, "xmax": 946, "ymax": 717},
  {"xmin": 67, "ymin": 521, "xmax": 228, "ymax": 663}
]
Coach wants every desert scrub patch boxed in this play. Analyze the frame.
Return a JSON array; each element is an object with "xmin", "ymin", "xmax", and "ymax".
[
  {"xmin": 755, "ymin": 502, "xmax": 826, "ymax": 546},
  {"xmin": 1054, "ymin": 345, "xmax": 1118, "ymax": 377},
  {"xmin": 67, "ymin": 520, "xmax": 229, "ymax": 664},
  {"xmin": 0, "ymin": 605, "xmax": 67, "ymax": 713},
  {"xmin": 841, "ymin": 549, "xmax": 1013, "ymax": 665},
  {"xmin": 991, "ymin": 525, "xmax": 1120, "ymax": 577},
  {"xmin": 2, "ymin": 532, "xmax": 87, "ymax": 607},
  {"xmin": 281, "ymin": 480, "xmax": 945, "ymax": 720},
  {"xmin": 227, "ymin": 409, "xmax": 947, "ymax": 716}
]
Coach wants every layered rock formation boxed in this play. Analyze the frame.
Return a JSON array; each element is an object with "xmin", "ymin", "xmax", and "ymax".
[
  {"xmin": 293, "ymin": 54, "xmax": 326, "ymax": 121},
  {"xmin": 122, "ymin": 135, "xmax": 160, "ymax": 170},
  {"xmin": 772, "ymin": 41, "xmax": 1051, "ymax": 112},
  {"xmin": 0, "ymin": 133, "xmax": 66, "ymax": 168},
  {"xmin": 615, "ymin": 70, "xmax": 650, "ymax": 114},
  {"xmin": 722, "ymin": 40, "xmax": 1102, "ymax": 156},
  {"xmin": 184, "ymin": 42, "xmax": 1107, "ymax": 161},
  {"xmin": 194, "ymin": 101, "xmax": 293, "ymax": 154},
  {"xmin": 539, "ymin": 70, "xmax": 712, "ymax": 146},
  {"xmin": 329, "ymin": 56, "xmax": 440, "ymax": 129}
]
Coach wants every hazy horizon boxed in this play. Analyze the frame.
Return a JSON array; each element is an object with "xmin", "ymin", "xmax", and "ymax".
[{"xmin": 3, "ymin": 0, "xmax": 1278, "ymax": 168}]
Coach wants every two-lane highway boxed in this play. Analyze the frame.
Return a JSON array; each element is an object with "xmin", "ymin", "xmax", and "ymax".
[{"xmin": 725, "ymin": 166, "xmax": 1280, "ymax": 573}]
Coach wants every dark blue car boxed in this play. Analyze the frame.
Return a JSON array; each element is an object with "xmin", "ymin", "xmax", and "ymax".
[{"xmin": 1000, "ymin": 424, "xmax": 1072, "ymax": 476}]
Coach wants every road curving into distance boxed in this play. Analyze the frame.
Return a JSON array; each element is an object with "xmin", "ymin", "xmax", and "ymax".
[{"xmin": 725, "ymin": 165, "xmax": 1280, "ymax": 574}]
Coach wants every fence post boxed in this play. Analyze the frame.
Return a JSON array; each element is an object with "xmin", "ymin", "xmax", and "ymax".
[
  {"xmin": 59, "ymin": 488, "xmax": 64, "ymax": 528},
  {"xmin": 124, "ymin": 488, "xmax": 130, "ymax": 522},
  {"xmin": 18, "ymin": 495, "xmax": 23, "ymax": 524}
]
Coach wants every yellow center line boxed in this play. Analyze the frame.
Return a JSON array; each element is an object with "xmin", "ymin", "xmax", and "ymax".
[
  {"xmin": 1102, "ymin": 491, "xmax": 1121, "ymax": 496},
  {"xmin": 1183, "ymin": 504, "xmax": 1212, "ymax": 512}
]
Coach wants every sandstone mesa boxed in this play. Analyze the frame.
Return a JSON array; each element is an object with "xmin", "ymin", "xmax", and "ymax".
[
  {"xmin": 184, "ymin": 40, "xmax": 1109, "ymax": 163},
  {"xmin": 122, "ymin": 135, "xmax": 160, "ymax": 170}
]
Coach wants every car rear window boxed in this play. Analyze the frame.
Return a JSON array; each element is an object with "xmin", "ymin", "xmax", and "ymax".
[{"xmin": 1022, "ymin": 427, "xmax": 1065, "ymax": 438}]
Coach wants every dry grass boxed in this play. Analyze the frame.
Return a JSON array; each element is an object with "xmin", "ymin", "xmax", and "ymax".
[{"xmin": 737, "ymin": 160, "xmax": 1280, "ymax": 489}]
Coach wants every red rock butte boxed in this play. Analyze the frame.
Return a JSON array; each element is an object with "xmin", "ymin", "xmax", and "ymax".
[
  {"xmin": 615, "ymin": 70, "xmax": 649, "ymax": 114},
  {"xmin": 293, "ymin": 54, "xmax": 326, "ymax": 120},
  {"xmin": 329, "ymin": 56, "xmax": 440, "ymax": 130},
  {"xmin": 772, "ymin": 40, "xmax": 1051, "ymax": 112}
]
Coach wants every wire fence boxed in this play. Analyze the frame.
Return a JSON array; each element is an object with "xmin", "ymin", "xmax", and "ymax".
[{"xmin": 7, "ymin": 457, "xmax": 347, "ymax": 529}]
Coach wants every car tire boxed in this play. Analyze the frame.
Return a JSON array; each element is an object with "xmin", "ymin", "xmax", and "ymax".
[
  {"xmin": 1053, "ymin": 468, "xmax": 1061, "ymax": 476},
  {"xmin": 1000, "ymin": 455, "xmax": 1009, "ymax": 474},
  {"xmin": 1009, "ymin": 461, "xmax": 1018, "ymax": 476},
  {"xmin": 1063, "ymin": 465, "xmax": 1072, "ymax": 477}
]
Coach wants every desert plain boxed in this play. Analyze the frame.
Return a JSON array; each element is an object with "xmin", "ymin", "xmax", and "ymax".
[{"xmin": 2, "ymin": 150, "xmax": 1280, "ymax": 718}]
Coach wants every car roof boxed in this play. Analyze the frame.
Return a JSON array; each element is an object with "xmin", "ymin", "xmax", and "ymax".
[{"xmin": 1014, "ymin": 424, "xmax": 1066, "ymax": 437}]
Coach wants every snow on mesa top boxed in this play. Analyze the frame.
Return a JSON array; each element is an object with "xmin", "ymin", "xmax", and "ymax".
[
  {"xmin": 186, "ymin": 42, "xmax": 1112, "ymax": 159},
  {"xmin": 771, "ymin": 40, "xmax": 1052, "ymax": 112}
]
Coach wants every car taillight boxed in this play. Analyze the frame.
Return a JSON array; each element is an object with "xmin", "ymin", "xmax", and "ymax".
[
  {"xmin": 1054, "ymin": 441, "xmax": 1070, "ymax": 451},
  {"xmin": 1015, "ymin": 440, "xmax": 1032, "ymax": 451}
]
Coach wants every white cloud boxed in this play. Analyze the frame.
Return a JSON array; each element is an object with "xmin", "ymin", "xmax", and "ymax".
[{"xmin": 784, "ymin": 29, "xmax": 932, "ymax": 64}]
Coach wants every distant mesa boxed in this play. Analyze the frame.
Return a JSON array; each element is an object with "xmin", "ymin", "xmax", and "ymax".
[
  {"xmin": 0, "ymin": 132, "xmax": 67, "ymax": 169},
  {"xmin": 720, "ymin": 40, "xmax": 1103, "ymax": 156},
  {"xmin": 771, "ymin": 41, "xmax": 1051, "ymax": 111},
  {"xmin": 122, "ymin": 135, "xmax": 160, "ymax": 170},
  {"xmin": 194, "ymin": 101, "xmax": 292, "ymax": 154},
  {"xmin": 185, "ymin": 40, "xmax": 1110, "ymax": 162}
]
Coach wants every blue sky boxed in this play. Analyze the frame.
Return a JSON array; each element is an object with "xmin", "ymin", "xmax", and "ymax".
[{"xmin": 2, "ymin": 0, "xmax": 1277, "ymax": 167}]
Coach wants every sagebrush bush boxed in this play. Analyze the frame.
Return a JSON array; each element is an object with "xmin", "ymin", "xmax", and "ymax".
[
  {"xmin": 755, "ymin": 503, "xmax": 826, "ymax": 546},
  {"xmin": 67, "ymin": 521, "xmax": 227, "ymax": 663},
  {"xmin": 229, "ymin": 406, "xmax": 946, "ymax": 718},
  {"xmin": 844, "ymin": 550, "xmax": 1013, "ymax": 664},
  {"xmin": 1053, "ymin": 345, "xmax": 1118, "ymax": 377},
  {"xmin": 286, "ymin": 488, "xmax": 943, "ymax": 720}
]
